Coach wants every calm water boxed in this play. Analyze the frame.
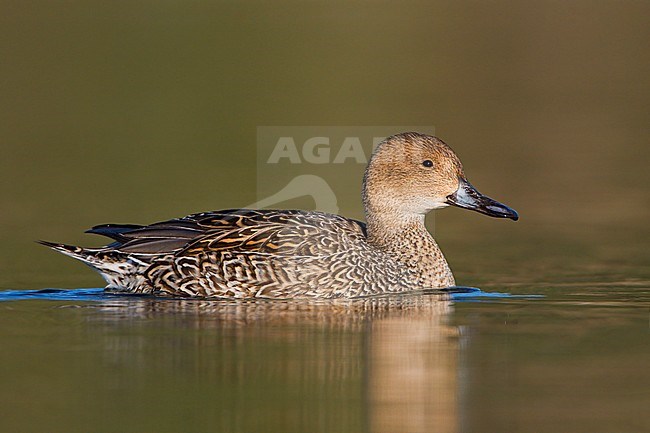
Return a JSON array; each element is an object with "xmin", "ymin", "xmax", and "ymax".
[
  {"xmin": 2, "ymin": 1, "xmax": 650, "ymax": 432},
  {"xmin": 1, "ymin": 243, "xmax": 648, "ymax": 433}
]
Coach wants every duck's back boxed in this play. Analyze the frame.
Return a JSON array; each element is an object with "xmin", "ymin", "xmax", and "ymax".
[{"xmin": 65, "ymin": 209, "xmax": 406, "ymax": 298}]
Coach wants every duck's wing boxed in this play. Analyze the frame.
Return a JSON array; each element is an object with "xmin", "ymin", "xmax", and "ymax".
[{"xmin": 88, "ymin": 209, "xmax": 367, "ymax": 256}]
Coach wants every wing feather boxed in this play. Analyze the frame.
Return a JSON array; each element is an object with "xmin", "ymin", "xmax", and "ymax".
[{"xmin": 87, "ymin": 209, "xmax": 367, "ymax": 257}]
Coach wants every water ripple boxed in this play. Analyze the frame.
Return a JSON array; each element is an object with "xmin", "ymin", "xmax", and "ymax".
[{"xmin": 0, "ymin": 286, "xmax": 536, "ymax": 303}]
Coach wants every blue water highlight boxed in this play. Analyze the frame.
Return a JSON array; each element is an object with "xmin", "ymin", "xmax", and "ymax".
[
  {"xmin": 0, "ymin": 288, "xmax": 110, "ymax": 302},
  {"xmin": 446, "ymin": 286, "xmax": 543, "ymax": 301},
  {"xmin": 0, "ymin": 287, "xmax": 542, "ymax": 302}
]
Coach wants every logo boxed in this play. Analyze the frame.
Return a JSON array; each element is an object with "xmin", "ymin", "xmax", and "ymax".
[{"xmin": 255, "ymin": 126, "xmax": 435, "ymax": 215}]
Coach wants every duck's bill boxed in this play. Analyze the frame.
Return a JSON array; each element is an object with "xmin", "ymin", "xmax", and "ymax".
[{"xmin": 446, "ymin": 178, "xmax": 519, "ymax": 221}]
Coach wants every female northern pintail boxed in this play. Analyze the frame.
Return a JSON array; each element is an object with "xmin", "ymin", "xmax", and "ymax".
[{"xmin": 41, "ymin": 132, "xmax": 518, "ymax": 299}]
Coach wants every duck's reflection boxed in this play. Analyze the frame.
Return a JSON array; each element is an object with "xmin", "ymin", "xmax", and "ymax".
[
  {"xmin": 368, "ymin": 299, "xmax": 459, "ymax": 433},
  {"xmin": 89, "ymin": 293, "xmax": 460, "ymax": 433}
]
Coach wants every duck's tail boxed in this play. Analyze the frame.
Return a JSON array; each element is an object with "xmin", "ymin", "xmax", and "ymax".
[
  {"xmin": 37, "ymin": 240, "xmax": 127, "ymax": 278},
  {"xmin": 38, "ymin": 240, "xmax": 148, "ymax": 293},
  {"xmin": 37, "ymin": 240, "xmax": 103, "ymax": 265}
]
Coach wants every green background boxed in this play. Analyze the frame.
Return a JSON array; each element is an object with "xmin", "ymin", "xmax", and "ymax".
[{"xmin": 1, "ymin": 1, "xmax": 648, "ymax": 432}]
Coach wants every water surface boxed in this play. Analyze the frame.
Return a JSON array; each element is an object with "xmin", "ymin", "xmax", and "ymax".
[
  {"xmin": 1, "ymin": 276, "xmax": 648, "ymax": 433},
  {"xmin": 2, "ymin": 1, "xmax": 650, "ymax": 432}
]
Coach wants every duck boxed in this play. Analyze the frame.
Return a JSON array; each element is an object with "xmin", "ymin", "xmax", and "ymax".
[{"xmin": 40, "ymin": 132, "xmax": 518, "ymax": 299}]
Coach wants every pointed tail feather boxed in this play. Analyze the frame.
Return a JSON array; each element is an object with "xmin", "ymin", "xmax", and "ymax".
[
  {"xmin": 37, "ymin": 240, "xmax": 103, "ymax": 265},
  {"xmin": 38, "ymin": 241, "xmax": 150, "ymax": 293}
]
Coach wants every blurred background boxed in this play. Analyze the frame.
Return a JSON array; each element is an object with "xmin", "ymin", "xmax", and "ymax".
[
  {"xmin": 1, "ymin": 1, "xmax": 648, "ymax": 432},
  {"xmin": 2, "ymin": 0, "xmax": 649, "ymax": 289}
]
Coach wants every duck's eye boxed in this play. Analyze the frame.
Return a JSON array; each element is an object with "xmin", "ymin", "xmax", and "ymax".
[{"xmin": 422, "ymin": 160, "xmax": 434, "ymax": 168}]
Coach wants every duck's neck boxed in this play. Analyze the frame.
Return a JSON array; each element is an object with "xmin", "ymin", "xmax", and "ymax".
[{"xmin": 364, "ymin": 206, "xmax": 455, "ymax": 288}]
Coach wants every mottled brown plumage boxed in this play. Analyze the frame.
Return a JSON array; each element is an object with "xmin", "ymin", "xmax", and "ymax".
[{"xmin": 41, "ymin": 132, "xmax": 518, "ymax": 299}]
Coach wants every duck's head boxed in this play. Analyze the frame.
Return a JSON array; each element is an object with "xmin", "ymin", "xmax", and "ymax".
[{"xmin": 363, "ymin": 132, "xmax": 518, "ymax": 221}]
